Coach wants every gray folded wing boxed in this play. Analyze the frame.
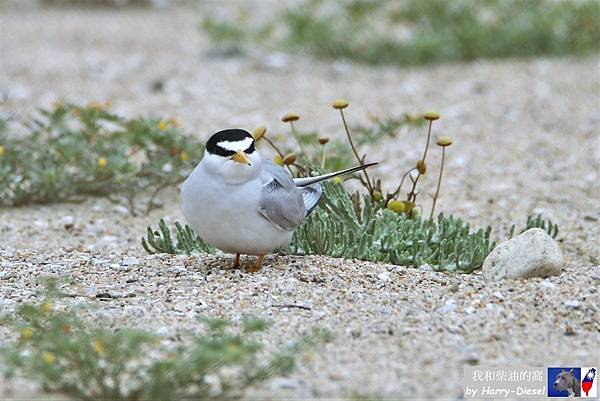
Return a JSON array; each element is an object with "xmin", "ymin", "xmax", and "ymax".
[{"xmin": 258, "ymin": 160, "xmax": 322, "ymax": 231}]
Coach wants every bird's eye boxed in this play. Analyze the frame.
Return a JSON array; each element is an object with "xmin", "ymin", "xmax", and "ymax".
[{"xmin": 245, "ymin": 142, "xmax": 255, "ymax": 154}]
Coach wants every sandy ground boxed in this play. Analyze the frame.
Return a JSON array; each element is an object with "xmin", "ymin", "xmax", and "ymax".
[{"xmin": 0, "ymin": 4, "xmax": 599, "ymax": 400}]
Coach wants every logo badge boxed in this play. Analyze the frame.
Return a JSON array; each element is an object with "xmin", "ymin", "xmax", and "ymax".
[{"xmin": 581, "ymin": 367, "xmax": 597, "ymax": 398}]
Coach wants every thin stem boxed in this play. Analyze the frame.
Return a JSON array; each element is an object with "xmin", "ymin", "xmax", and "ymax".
[
  {"xmin": 339, "ymin": 109, "xmax": 374, "ymax": 197},
  {"xmin": 320, "ymin": 144, "xmax": 326, "ymax": 169},
  {"xmin": 407, "ymin": 120, "xmax": 434, "ymax": 203},
  {"xmin": 429, "ymin": 147, "xmax": 445, "ymax": 220},
  {"xmin": 263, "ymin": 137, "xmax": 284, "ymax": 157},
  {"xmin": 422, "ymin": 120, "xmax": 433, "ymax": 162},
  {"xmin": 289, "ymin": 121, "xmax": 309, "ymax": 160},
  {"xmin": 391, "ymin": 167, "xmax": 417, "ymax": 199}
]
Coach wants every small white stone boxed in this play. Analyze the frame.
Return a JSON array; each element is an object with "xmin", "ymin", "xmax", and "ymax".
[
  {"xmin": 377, "ymin": 273, "xmax": 389, "ymax": 282},
  {"xmin": 539, "ymin": 280, "xmax": 556, "ymax": 289},
  {"xmin": 122, "ymin": 257, "xmax": 140, "ymax": 266},
  {"xmin": 482, "ymin": 228, "xmax": 563, "ymax": 281},
  {"xmin": 564, "ymin": 300, "xmax": 580, "ymax": 309},
  {"xmin": 493, "ymin": 291, "xmax": 505, "ymax": 300},
  {"xmin": 440, "ymin": 299, "xmax": 457, "ymax": 313}
]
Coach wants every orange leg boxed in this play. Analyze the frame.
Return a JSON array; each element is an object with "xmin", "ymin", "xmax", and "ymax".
[
  {"xmin": 246, "ymin": 254, "xmax": 265, "ymax": 273},
  {"xmin": 232, "ymin": 253, "xmax": 240, "ymax": 269}
]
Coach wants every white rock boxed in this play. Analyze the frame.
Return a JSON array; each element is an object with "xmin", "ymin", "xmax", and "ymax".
[
  {"xmin": 539, "ymin": 280, "xmax": 556, "ymax": 289},
  {"xmin": 440, "ymin": 299, "xmax": 457, "ymax": 313},
  {"xmin": 482, "ymin": 228, "xmax": 563, "ymax": 281},
  {"xmin": 564, "ymin": 300, "xmax": 580, "ymax": 309},
  {"xmin": 377, "ymin": 273, "xmax": 389, "ymax": 282},
  {"xmin": 123, "ymin": 257, "xmax": 140, "ymax": 266}
]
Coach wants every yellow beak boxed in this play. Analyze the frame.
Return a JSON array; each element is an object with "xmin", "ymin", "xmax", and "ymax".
[{"xmin": 231, "ymin": 150, "xmax": 251, "ymax": 165}]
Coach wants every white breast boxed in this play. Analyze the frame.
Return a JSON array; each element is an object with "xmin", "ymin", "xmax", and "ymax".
[{"xmin": 181, "ymin": 165, "xmax": 293, "ymax": 255}]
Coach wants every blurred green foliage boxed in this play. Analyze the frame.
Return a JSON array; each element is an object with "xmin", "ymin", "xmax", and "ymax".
[
  {"xmin": 0, "ymin": 103, "xmax": 201, "ymax": 215},
  {"xmin": 0, "ymin": 280, "xmax": 330, "ymax": 400},
  {"xmin": 203, "ymin": 0, "xmax": 599, "ymax": 65}
]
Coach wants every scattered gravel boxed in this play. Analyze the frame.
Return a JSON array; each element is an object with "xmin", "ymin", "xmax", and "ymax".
[{"xmin": 0, "ymin": 3, "xmax": 599, "ymax": 399}]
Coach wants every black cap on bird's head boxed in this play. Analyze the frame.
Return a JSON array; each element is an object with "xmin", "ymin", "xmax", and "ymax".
[{"xmin": 206, "ymin": 129, "xmax": 255, "ymax": 158}]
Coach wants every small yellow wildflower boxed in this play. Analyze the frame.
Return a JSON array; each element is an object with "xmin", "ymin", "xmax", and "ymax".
[
  {"xmin": 0, "ymin": 145, "xmax": 5, "ymax": 157},
  {"xmin": 92, "ymin": 339, "xmax": 105, "ymax": 354},
  {"xmin": 436, "ymin": 136, "xmax": 453, "ymax": 147},
  {"xmin": 41, "ymin": 302, "xmax": 52, "ymax": 314},
  {"xmin": 282, "ymin": 153, "xmax": 297, "ymax": 165},
  {"xmin": 20, "ymin": 328, "xmax": 33, "ymax": 341},
  {"xmin": 424, "ymin": 111, "xmax": 440, "ymax": 121},
  {"xmin": 332, "ymin": 99, "xmax": 349, "ymax": 110},
  {"xmin": 42, "ymin": 352, "xmax": 56, "ymax": 365},
  {"xmin": 179, "ymin": 151, "xmax": 189, "ymax": 161},
  {"xmin": 251, "ymin": 125, "xmax": 267, "ymax": 141},
  {"xmin": 387, "ymin": 200, "xmax": 406, "ymax": 213},
  {"xmin": 157, "ymin": 120, "xmax": 169, "ymax": 131},
  {"xmin": 97, "ymin": 157, "xmax": 108, "ymax": 168},
  {"xmin": 332, "ymin": 177, "xmax": 343, "ymax": 184},
  {"xmin": 281, "ymin": 113, "xmax": 300, "ymax": 123},
  {"xmin": 273, "ymin": 155, "xmax": 283, "ymax": 166}
]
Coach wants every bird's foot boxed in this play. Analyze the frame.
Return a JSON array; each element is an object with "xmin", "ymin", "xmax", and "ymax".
[{"xmin": 245, "ymin": 254, "xmax": 265, "ymax": 273}]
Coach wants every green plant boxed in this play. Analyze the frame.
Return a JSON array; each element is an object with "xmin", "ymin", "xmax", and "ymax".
[
  {"xmin": 508, "ymin": 214, "xmax": 559, "ymax": 239},
  {"xmin": 1, "ymin": 280, "xmax": 329, "ymax": 400},
  {"xmin": 202, "ymin": 0, "xmax": 600, "ymax": 66},
  {"xmin": 0, "ymin": 103, "xmax": 202, "ymax": 215},
  {"xmin": 142, "ymin": 219, "xmax": 216, "ymax": 255},
  {"xmin": 142, "ymin": 181, "xmax": 496, "ymax": 273}
]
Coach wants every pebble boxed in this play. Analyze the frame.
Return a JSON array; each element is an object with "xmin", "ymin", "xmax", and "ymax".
[
  {"xmin": 564, "ymin": 300, "xmax": 581, "ymax": 309},
  {"xmin": 123, "ymin": 257, "xmax": 140, "ymax": 266},
  {"xmin": 440, "ymin": 299, "xmax": 457, "ymax": 313},
  {"xmin": 482, "ymin": 228, "xmax": 563, "ymax": 281},
  {"xmin": 539, "ymin": 280, "xmax": 556, "ymax": 289}
]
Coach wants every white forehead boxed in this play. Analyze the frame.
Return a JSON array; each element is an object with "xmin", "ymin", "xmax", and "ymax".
[{"xmin": 217, "ymin": 137, "xmax": 253, "ymax": 151}]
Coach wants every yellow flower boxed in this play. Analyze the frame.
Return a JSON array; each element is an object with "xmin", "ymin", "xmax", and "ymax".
[
  {"xmin": 282, "ymin": 153, "xmax": 297, "ymax": 165},
  {"xmin": 424, "ymin": 111, "xmax": 440, "ymax": 121},
  {"xmin": 436, "ymin": 136, "xmax": 453, "ymax": 147},
  {"xmin": 387, "ymin": 200, "xmax": 406, "ymax": 213},
  {"xmin": 0, "ymin": 145, "xmax": 5, "ymax": 156},
  {"xmin": 332, "ymin": 99, "xmax": 349, "ymax": 110},
  {"xmin": 332, "ymin": 177, "xmax": 343, "ymax": 184},
  {"xmin": 168, "ymin": 117, "xmax": 181, "ymax": 128},
  {"xmin": 42, "ymin": 352, "xmax": 56, "ymax": 365},
  {"xmin": 92, "ymin": 339, "xmax": 105, "ymax": 354},
  {"xmin": 97, "ymin": 157, "xmax": 108, "ymax": 168},
  {"xmin": 251, "ymin": 125, "xmax": 267, "ymax": 141},
  {"xmin": 281, "ymin": 113, "xmax": 300, "ymax": 123},
  {"xmin": 20, "ymin": 328, "xmax": 33, "ymax": 341},
  {"xmin": 179, "ymin": 151, "xmax": 189, "ymax": 161},
  {"xmin": 157, "ymin": 120, "xmax": 168, "ymax": 131},
  {"xmin": 273, "ymin": 155, "xmax": 283, "ymax": 166},
  {"xmin": 41, "ymin": 302, "xmax": 52, "ymax": 314}
]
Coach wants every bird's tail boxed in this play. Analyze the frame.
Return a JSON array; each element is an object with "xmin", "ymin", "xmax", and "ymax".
[{"xmin": 293, "ymin": 162, "xmax": 378, "ymax": 187}]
